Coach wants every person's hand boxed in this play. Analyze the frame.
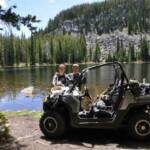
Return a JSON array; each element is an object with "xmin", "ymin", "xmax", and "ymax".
[{"xmin": 57, "ymin": 81, "xmax": 64, "ymax": 87}]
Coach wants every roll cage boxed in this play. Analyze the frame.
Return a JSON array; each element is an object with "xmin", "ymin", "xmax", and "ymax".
[{"xmin": 70, "ymin": 62, "xmax": 129, "ymax": 92}]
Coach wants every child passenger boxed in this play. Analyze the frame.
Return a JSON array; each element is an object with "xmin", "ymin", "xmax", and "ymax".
[{"xmin": 52, "ymin": 64, "xmax": 67, "ymax": 87}]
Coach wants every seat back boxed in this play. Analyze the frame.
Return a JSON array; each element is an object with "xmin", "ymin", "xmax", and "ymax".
[{"xmin": 111, "ymin": 73, "xmax": 125, "ymax": 111}]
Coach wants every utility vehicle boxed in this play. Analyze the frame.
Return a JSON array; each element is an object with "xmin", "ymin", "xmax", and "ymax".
[{"xmin": 40, "ymin": 62, "xmax": 150, "ymax": 140}]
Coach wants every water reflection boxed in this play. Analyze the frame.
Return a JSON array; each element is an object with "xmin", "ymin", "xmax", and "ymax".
[
  {"xmin": 123, "ymin": 63, "xmax": 150, "ymax": 82},
  {"xmin": 0, "ymin": 63, "xmax": 150, "ymax": 111},
  {"xmin": 0, "ymin": 92, "xmax": 43, "ymax": 111}
]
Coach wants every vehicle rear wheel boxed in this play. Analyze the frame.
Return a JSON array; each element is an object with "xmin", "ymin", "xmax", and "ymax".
[
  {"xmin": 39, "ymin": 112, "xmax": 66, "ymax": 139},
  {"xmin": 128, "ymin": 113, "xmax": 150, "ymax": 140}
]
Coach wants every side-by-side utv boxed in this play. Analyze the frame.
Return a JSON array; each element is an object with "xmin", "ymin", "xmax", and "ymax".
[{"xmin": 40, "ymin": 62, "xmax": 150, "ymax": 140}]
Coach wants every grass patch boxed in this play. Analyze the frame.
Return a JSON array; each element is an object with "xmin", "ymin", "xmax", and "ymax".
[{"xmin": 2, "ymin": 110, "xmax": 42, "ymax": 118}]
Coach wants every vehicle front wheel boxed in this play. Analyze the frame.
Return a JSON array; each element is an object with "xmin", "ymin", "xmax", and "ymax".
[
  {"xmin": 39, "ymin": 112, "xmax": 66, "ymax": 139},
  {"xmin": 128, "ymin": 113, "xmax": 150, "ymax": 140}
]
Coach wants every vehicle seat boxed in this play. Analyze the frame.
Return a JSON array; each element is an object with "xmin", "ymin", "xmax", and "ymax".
[
  {"xmin": 92, "ymin": 105, "xmax": 114, "ymax": 118},
  {"xmin": 92, "ymin": 74, "xmax": 125, "ymax": 118},
  {"xmin": 111, "ymin": 87, "xmax": 123, "ymax": 110},
  {"xmin": 111, "ymin": 73, "xmax": 125, "ymax": 111}
]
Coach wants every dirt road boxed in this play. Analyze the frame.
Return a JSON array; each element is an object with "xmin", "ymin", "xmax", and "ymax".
[{"xmin": 1, "ymin": 116, "xmax": 150, "ymax": 150}]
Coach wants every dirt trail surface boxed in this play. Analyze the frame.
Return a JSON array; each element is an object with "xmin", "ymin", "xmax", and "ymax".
[{"xmin": 1, "ymin": 116, "xmax": 150, "ymax": 150}]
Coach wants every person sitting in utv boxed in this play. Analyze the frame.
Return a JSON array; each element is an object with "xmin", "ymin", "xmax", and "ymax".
[
  {"xmin": 67, "ymin": 64, "xmax": 80, "ymax": 83},
  {"xmin": 67, "ymin": 64, "xmax": 86, "ymax": 89},
  {"xmin": 52, "ymin": 64, "xmax": 67, "ymax": 90}
]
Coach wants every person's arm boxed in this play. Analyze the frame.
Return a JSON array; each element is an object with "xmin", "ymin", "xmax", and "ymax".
[
  {"xmin": 66, "ymin": 73, "xmax": 74, "ymax": 84},
  {"xmin": 52, "ymin": 73, "xmax": 57, "ymax": 86},
  {"xmin": 66, "ymin": 73, "xmax": 71, "ymax": 80}
]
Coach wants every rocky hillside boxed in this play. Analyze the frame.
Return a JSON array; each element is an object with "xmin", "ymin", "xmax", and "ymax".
[
  {"xmin": 86, "ymin": 30, "xmax": 150, "ymax": 59},
  {"xmin": 41, "ymin": 0, "xmax": 150, "ymax": 61}
]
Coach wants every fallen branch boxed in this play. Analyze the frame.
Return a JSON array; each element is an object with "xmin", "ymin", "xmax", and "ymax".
[
  {"xmin": 15, "ymin": 132, "xmax": 40, "ymax": 142},
  {"xmin": 36, "ymin": 140, "xmax": 50, "ymax": 146}
]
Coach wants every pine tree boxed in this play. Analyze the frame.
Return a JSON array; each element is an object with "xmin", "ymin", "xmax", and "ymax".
[
  {"xmin": 0, "ymin": 35, "xmax": 4, "ymax": 66},
  {"xmin": 38, "ymin": 39, "xmax": 43, "ymax": 65},
  {"xmin": 15, "ymin": 39, "xmax": 21, "ymax": 66},
  {"xmin": 3, "ymin": 35, "xmax": 9, "ymax": 66},
  {"xmin": 58, "ymin": 39, "xmax": 64, "ymax": 63},
  {"xmin": 30, "ymin": 34, "xmax": 36, "ymax": 66},
  {"xmin": 55, "ymin": 39, "xmax": 64, "ymax": 63},
  {"xmin": 49, "ymin": 37, "xmax": 54, "ymax": 64},
  {"xmin": 79, "ymin": 34, "xmax": 87, "ymax": 62},
  {"xmin": 89, "ymin": 47, "xmax": 92, "ymax": 62},
  {"xmin": 94, "ymin": 42, "xmax": 101, "ymax": 62},
  {"xmin": 116, "ymin": 38, "xmax": 120, "ymax": 53},
  {"xmin": 117, "ymin": 40, "xmax": 128, "ymax": 62},
  {"xmin": 107, "ymin": 51, "xmax": 113, "ymax": 62},
  {"xmin": 140, "ymin": 36, "xmax": 149, "ymax": 61},
  {"xmin": 128, "ymin": 43, "xmax": 135, "ymax": 62},
  {"xmin": 9, "ymin": 33, "xmax": 15, "ymax": 66},
  {"xmin": 24, "ymin": 39, "xmax": 29, "ymax": 67}
]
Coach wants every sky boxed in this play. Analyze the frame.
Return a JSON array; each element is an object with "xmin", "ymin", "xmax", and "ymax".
[{"xmin": 0, "ymin": 0, "xmax": 104, "ymax": 36}]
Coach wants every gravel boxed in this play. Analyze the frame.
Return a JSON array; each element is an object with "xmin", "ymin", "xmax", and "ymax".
[{"xmin": 0, "ymin": 116, "xmax": 150, "ymax": 150}]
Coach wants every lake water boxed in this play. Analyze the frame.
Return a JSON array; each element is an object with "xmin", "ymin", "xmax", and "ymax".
[{"xmin": 0, "ymin": 63, "xmax": 150, "ymax": 111}]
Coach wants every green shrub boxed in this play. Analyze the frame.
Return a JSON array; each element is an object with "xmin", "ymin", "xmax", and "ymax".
[{"xmin": 0, "ymin": 112, "xmax": 9, "ymax": 138}]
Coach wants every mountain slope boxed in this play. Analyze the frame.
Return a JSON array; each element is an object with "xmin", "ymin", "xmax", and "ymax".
[{"xmin": 44, "ymin": 0, "xmax": 150, "ymax": 35}]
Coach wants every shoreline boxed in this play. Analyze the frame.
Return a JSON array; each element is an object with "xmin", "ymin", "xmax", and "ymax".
[
  {"xmin": 0, "ymin": 61, "xmax": 150, "ymax": 70},
  {"xmin": 2, "ymin": 110, "xmax": 42, "ymax": 118},
  {"xmin": 0, "ymin": 62, "xmax": 95, "ymax": 70}
]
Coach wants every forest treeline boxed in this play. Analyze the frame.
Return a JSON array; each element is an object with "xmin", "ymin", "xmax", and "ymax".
[
  {"xmin": 106, "ymin": 37, "xmax": 150, "ymax": 62},
  {"xmin": 0, "ymin": 33, "xmax": 89, "ymax": 66},
  {"xmin": 44, "ymin": 0, "xmax": 150, "ymax": 34},
  {"xmin": 0, "ymin": 32, "xmax": 150, "ymax": 67}
]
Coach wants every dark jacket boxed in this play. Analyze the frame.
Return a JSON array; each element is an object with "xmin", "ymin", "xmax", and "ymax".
[
  {"xmin": 52, "ymin": 73, "xmax": 67, "ymax": 86},
  {"xmin": 67, "ymin": 73, "xmax": 81, "ymax": 84}
]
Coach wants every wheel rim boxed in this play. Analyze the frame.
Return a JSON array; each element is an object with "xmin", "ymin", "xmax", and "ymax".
[
  {"xmin": 135, "ymin": 119, "xmax": 150, "ymax": 137},
  {"xmin": 43, "ymin": 116, "xmax": 58, "ymax": 133}
]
